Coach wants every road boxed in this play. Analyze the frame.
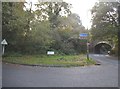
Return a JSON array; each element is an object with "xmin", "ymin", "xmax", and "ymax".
[
  {"xmin": 0, "ymin": 62, "xmax": 2, "ymax": 88},
  {"xmin": 2, "ymin": 54, "xmax": 118, "ymax": 87}
]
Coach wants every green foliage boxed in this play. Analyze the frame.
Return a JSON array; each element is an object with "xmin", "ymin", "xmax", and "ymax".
[
  {"xmin": 3, "ymin": 52, "xmax": 23, "ymax": 57},
  {"xmin": 2, "ymin": 2, "xmax": 87, "ymax": 55},
  {"xmin": 90, "ymin": 2, "xmax": 119, "ymax": 55}
]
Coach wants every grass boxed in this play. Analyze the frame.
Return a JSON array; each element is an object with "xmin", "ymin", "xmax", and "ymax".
[{"xmin": 2, "ymin": 54, "xmax": 96, "ymax": 67}]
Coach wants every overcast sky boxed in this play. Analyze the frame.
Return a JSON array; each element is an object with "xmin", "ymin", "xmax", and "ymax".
[{"xmin": 64, "ymin": 0, "xmax": 98, "ymax": 29}]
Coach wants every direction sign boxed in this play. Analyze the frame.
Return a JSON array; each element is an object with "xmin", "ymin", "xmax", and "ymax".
[
  {"xmin": 79, "ymin": 33, "xmax": 88, "ymax": 37},
  {"xmin": 79, "ymin": 37, "xmax": 87, "ymax": 39},
  {"xmin": 1, "ymin": 39, "xmax": 8, "ymax": 45}
]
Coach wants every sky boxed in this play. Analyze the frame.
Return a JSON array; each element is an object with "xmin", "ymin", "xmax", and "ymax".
[{"xmin": 64, "ymin": 0, "xmax": 98, "ymax": 29}]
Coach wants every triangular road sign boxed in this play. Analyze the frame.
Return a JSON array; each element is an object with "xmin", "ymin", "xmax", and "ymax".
[{"xmin": 1, "ymin": 39, "xmax": 8, "ymax": 45}]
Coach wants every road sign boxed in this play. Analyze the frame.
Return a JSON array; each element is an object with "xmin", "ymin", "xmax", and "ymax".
[
  {"xmin": 79, "ymin": 33, "xmax": 88, "ymax": 37},
  {"xmin": 47, "ymin": 51, "xmax": 54, "ymax": 55},
  {"xmin": 1, "ymin": 39, "xmax": 8, "ymax": 55},
  {"xmin": 1, "ymin": 39, "xmax": 8, "ymax": 45},
  {"xmin": 79, "ymin": 37, "xmax": 87, "ymax": 39}
]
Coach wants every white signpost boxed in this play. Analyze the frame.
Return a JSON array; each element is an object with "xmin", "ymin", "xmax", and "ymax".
[{"xmin": 1, "ymin": 39, "xmax": 8, "ymax": 55}]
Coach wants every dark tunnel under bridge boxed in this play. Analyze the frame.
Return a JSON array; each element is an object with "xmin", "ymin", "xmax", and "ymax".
[{"xmin": 94, "ymin": 42, "xmax": 112, "ymax": 54}]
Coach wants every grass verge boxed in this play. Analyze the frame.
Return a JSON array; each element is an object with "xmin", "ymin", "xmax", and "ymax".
[{"xmin": 3, "ymin": 54, "xmax": 96, "ymax": 67}]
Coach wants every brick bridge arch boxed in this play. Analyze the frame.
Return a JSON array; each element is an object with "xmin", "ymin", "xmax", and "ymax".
[{"xmin": 92, "ymin": 41, "xmax": 114, "ymax": 54}]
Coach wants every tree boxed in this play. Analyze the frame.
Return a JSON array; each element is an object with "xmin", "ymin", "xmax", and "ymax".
[
  {"xmin": 2, "ymin": 2, "xmax": 87, "ymax": 55},
  {"xmin": 34, "ymin": 2, "xmax": 86, "ymax": 54},
  {"xmin": 2, "ymin": 2, "xmax": 27, "ymax": 53},
  {"xmin": 35, "ymin": 2, "xmax": 72, "ymax": 29},
  {"xmin": 90, "ymin": 1, "xmax": 119, "ymax": 55}
]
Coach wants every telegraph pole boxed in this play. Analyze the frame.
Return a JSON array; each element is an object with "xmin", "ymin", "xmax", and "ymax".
[
  {"xmin": 118, "ymin": 6, "xmax": 120, "ymax": 24},
  {"xmin": 117, "ymin": 6, "xmax": 120, "ymax": 68},
  {"xmin": 118, "ymin": 6, "xmax": 120, "ymax": 57}
]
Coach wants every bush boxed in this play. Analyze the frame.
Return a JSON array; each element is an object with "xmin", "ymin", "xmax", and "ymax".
[
  {"xmin": 3, "ymin": 52, "xmax": 23, "ymax": 57},
  {"xmin": 110, "ymin": 48, "xmax": 118, "ymax": 56}
]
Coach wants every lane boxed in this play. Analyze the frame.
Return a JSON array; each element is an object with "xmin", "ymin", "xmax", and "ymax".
[
  {"xmin": 89, "ymin": 54, "xmax": 118, "ymax": 66},
  {"xmin": 2, "ymin": 54, "xmax": 118, "ymax": 87},
  {"xmin": 0, "ymin": 62, "xmax": 2, "ymax": 88}
]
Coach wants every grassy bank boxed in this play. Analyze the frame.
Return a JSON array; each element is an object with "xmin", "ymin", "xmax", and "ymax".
[{"xmin": 3, "ymin": 54, "xmax": 96, "ymax": 67}]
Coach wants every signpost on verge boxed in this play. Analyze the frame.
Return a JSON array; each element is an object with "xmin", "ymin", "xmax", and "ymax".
[
  {"xmin": 79, "ymin": 33, "xmax": 89, "ymax": 60},
  {"xmin": 1, "ymin": 39, "xmax": 8, "ymax": 55}
]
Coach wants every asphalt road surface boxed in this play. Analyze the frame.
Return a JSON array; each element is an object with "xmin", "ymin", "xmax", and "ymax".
[
  {"xmin": 0, "ymin": 62, "xmax": 2, "ymax": 88},
  {"xmin": 2, "ymin": 54, "xmax": 118, "ymax": 87}
]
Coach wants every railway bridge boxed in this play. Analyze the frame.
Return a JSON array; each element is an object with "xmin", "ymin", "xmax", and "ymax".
[{"xmin": 90, "ymin": 40, "xmax": 115, "ymax": 54}]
